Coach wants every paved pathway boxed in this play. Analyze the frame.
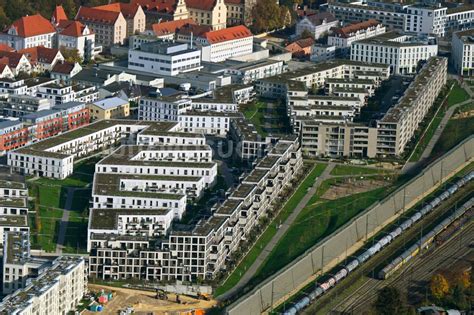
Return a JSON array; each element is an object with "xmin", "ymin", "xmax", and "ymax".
[
  {"xmin": 403, "ymin": 79, "xmax": 473, "ymax": 174},
  {"xmin": 218, "ymin": 163, "xmax": 335, "ymax": 300}
]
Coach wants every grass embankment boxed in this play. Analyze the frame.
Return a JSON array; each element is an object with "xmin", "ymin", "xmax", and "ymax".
[
  {"xmin": 330, "ymin": 165, "xmax": 391, "ymax": 176},
  {"xmin": 215, "ymin": 163, "xmax": 327, "ymax": 296}
]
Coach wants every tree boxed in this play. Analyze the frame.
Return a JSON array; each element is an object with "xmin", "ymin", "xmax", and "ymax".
[
  {"xmin": 60, "ymin": 47, "xmax": 82, "ymax": 63},
  {"xmin": 431, "ymin": 273, "xmax": 450, "ymax": 300},
  {"xmin": 373, "ymin": 287, "xmax": 403, "ymax": 315},
  {"xmin": 0, "ymin": 6, "xmax": 10, "ymax": 30},
  {"xmin": 451, "ymin": 284, "xmax": 468, "ymax": 310},
  {"xmin": 454, "ymin": 269, "xmax": 471, "ymax": 289},
  {"xmin": 300, "ymin": 29, "xmax": 313, "ymax": 39},
  {"xmin": 62, "ymin": 0, "xmax": 77, "ymax": 20}
]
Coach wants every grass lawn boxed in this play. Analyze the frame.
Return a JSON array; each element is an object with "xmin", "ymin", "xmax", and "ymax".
[
  {"xmin": 214, "ymin": 163, "xmax": 327, "ymax": 297},
  {"xmin": 432, "ymin": 116, "xmax": 474, "ymax": 156},
  {"xmin": 63, "ymin": 210, "xmax": 88, "ymax": 254},
  {"xmin": 240, "ymin": 101, "xmax": 267, "ymax": 137},
  {"xmin": 330, "ymin": 165, "xmax": 389, "ymax": 176},
  {"xmin": 447, "ymin": 82, "xmax": 470, "ymax": 107},
  {"xmin": 249, "ymin": 185, "xmax": 389, "ymax": 287},
  {"xmin": 29, "ymin": 207, "xmax": 63, "ymax": 252}
]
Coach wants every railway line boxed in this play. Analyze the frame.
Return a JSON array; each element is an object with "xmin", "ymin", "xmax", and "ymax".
[
  {"xmin": 287, "ymin": 174, "xmax": 474, "ymax": 315},
  {"xmin": 327, "ymin": 223, "xmax": 474, "ymax": 314}
]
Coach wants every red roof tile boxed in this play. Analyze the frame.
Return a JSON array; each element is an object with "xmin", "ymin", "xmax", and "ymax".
[
  {"xmin": 333, "ymin": 19, "xmax": 381, "ymax": 38},
  {"xmin": 52, "ymin": 61, "xmax": 77, "ymax": 74},
  {"xmin": 60, "ymin": 21, "xmax": 90, "ymax": 37},
  {"xmin": 9, "ymin": 14, "xmax": 56, "ymax": 37},
  {"xmin": 201, "ymin": 25, "xmax": 252, "ymax": 44},
  {"xmin": 185, "ymin": 0, "xmax": 216, "ymax": 11},
  {"xmin": 292, "ymin": 37, "xmax": 315, "ymax": 48},
  {"xmin": 0, "ymin": 44, "xmax": 14, "ymax": 52},
  {"xmin": 224, "ymin": 0, "xmax": 243, "ymax": 4},
  {"xmin": 18, "ymin": 46, "xmax": 61, "ymax": 65},
  {"xmin": 0, "ymin": 64, "xmax": 10, "ymax": 73},
  {"xmin": 0, "ymin": 51, "xmax": 27, "ymax": 68},
  {"xmin": 94, "ymin": 3, "xmax": 141, "ymax": 19},
  {"xmin": 132, "ymin": 0, "xmax": 179, "ymax": 15},
  {"xmin": 52, "ymin": 6, "xmax": 68, "ymax": 23},
  {"xmin": 151, "ymin": 18, "xmax": 195, "ymax": 36},
  {"xmin": 76, "ymin": 7, "xmax": 121, "ymax": 25},
  {"xmin": 178, "ymin": 24, "xmax": 212, "ymax": 37}
]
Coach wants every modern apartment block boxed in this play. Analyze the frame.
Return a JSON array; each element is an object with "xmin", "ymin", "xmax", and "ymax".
[
  {"xmin": 256, "ymin": 59, "xmax": 390, "ymax": 99},
  {"xmin": 452, "ymin": 29, "xmax": 474, "ymax": 76},
  {"xmin": 298, "ymin": 57, "xmax": 447, "ymax": 158},
  {"xmin": 229, "ymin": 116, "xmax": 269, "ymax": 161},
  {"xmin": 350, "ymin": 31, "xmax": 438, "ymax": 75},
  {"xmin": 0, "ymin": 254, "xmax": 87, "ymax": 314},
  {"xmin": 88, "ymin": 137, "xmax": 302, "ymax": 282},
  {"xmin": 327, "ymin": 1, "xmax": 474, "ymax": 37}
]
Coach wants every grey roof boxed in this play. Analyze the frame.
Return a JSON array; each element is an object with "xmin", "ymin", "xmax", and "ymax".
[
  {"xmin": 52, "ymin": 101, "xmax": 85, "ymax": 110},
  {"xmin": 91, "ymin": 97, "xmax": 129, "ymax": 110}
]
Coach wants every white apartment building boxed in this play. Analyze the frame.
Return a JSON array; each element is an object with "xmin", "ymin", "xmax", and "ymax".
[
  {"xmin": 0, "ymin": 256, "xmax": 87, "ymax": 315},
  {"xmin": 58, "ymin": 21, "xmax": 101, "ymax": 61},
  {"xmin": 223, "ymin": 59, "xmax": 285, "ymax": 84},
  {"xmin": 128, "ymin": 41, "xmax": 202, "ymax": 76},
  {"xmin": 310, "ymin": 44, "xmax": 336, "ymax": 62},
  {"xmin": 36, "ymin": 84, "xmax": 75, "ymax": 105},
  {"xmin": 351, "ymin": 32, "xmax": 438, "ymax": 75},
  {"xmin": 0, "ymin": 15, "xmax": 56, "ymax": 50},
  {"xmin": 178, "ymin": 111, "xmax": 241, "ymax": 136},
  {"xmin": 197, "ymin": 25, "xmax": 253, "ymax": 62},
  {"xmin": 328, "ymin": 19, "xmax": 386, "ymax": 54},
  {"xmin": 405, "ymin": 4, "xmax": 447, "ymax": 37},
  {"xmin": 139, "ymin": 94, "xmax": 192, "ymax": 121},
  {"xmin": 0, "ymin": 95, "xmax": 52, "ymax": 118},
  {"xmin": 295, "ymin": 12, "xmax": 339, "ymax": 40},
  {"xmin": 7, "ymin": 120, "xmax": 184, "ymax": 179},
  {"xmin": 452, "ymin": 29, "xmax": 474, "ymax": 76}
]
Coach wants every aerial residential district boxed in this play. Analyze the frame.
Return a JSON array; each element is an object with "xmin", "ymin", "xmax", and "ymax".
[{"xmin": 0, "ymin": 0, "xmax": 472, "ymax": 314}]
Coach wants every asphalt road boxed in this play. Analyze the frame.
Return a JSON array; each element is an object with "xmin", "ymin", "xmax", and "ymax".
[{"xmin": 323, "ymin": 222, "xmax": 474, "ymax": 315}]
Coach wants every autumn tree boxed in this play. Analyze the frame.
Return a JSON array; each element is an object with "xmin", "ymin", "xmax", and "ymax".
[
  {"xmin": 251, "ymin": 0, "xmax": 292, "ymax": 33},
  {"xmin": 373, "ymin": 287, "xmax": 403, "ymax": 315},
  {"xmin": 454, "ymin": 269, "xmax": 471, "ymax": 289},
  {"xmin": 431, "ymin": 273, "xmax": 450, "ymax": 300},
  {"xmin": 60, "ymin": 47, "xmax": 82, "ymax": 63}
]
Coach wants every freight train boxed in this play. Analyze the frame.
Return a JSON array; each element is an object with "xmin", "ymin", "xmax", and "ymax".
[{"xmin": 282, "ymin": 171, "xmax": 474, "ymax": 315}]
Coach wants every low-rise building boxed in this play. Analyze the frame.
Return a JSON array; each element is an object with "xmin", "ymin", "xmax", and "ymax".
[
  {"xmin": 50, "ymin": 61, "xmax": 83, "ymax": 83},
  {"xmin": 350, "ymin": 31, "xmax": 438, "ymax": 75},
  {"xmin": 285, "ymin": 37, "xmax": 315, "ymax": 59},
  {"xmin": 452, "ymin": 29, "xmax": 474, "ymax": 76},
  {"xmin": 128, "ymin": 40, "xmax": 202, "ymax": 76},
  {"xmin": 310, "ymin": 44, "xmax": 336, "ymax": 62},
  {"xmin": 88, "ymin": 97, "xmax": 130, "ymax": 120}
]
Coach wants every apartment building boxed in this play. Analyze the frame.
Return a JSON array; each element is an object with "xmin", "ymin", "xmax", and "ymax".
[
  {"xmin": 58, "ymin": 21, "xmax": 101, "ymax": 61},
  {"xmin": 328, "ymin": 19, "xmax": 386, "ymax": 54},
  {"xmin": 229, "ymin": 117, "xmax": 269, "ymax": 161},
  {"xmin": 139, "ymin": 94, "xmax": 191, "ymax": 121},
  {"xmin": 350, "ymin": 32, "xmax": 438, "ymax": 75},
  {"xmin": 128, "ymin": 41, "xmax": 202, "ymax": 76},
  {"xmin": 186, "ymin": 0, "xmax": 227, "ymax": 30},
  {"xmin": 178, "ymin": 110, "xmax": 241, "ymax": 136},
  {"xmin": 88, "ymin": 97, "xmax": 130, "ymax": 120},
  {"xmin": 295, "ymin": 12, "xmax": 339, "ymax": 40},
  {"xmin": 224, "ymin": 0, "xmax": 244, "ymax": 26},
  {"xmin": 7, "ymin": 120, "xmax": 185, "ymax": 179},
  {"xmin": 0, "ymin": 14, "xmax": 56, "ymax": 50},
  {"xmin": 452, "ymin": 29, "xmax": 474, "ymax": 76},
  {"xmin": 256, "ymin": 59, "xmax": 390, "ymax": 99},
  {"xmin": 222, "ymin": 59, "xmax": 285, "ymax": 84},
  {"xmin": 298, "ymin": 57, "xmax": 447, "ymax": 158},
  {"xmin": 36, "ymin": 83, "xmax": 75, "ymax": 105},
  {"xmin": 197, "ymin": 25, "xmax": 253, "ymax": 62},
  {"xmin": 51, "ymin": 61, "xmax": 83, "ymax": 83},
  {"xmin": 76, "ymin": 6, "xmax": 127, "ymax": 46},
  {"xmin": 94, "ymin": 3, "xmax": 146, "ymax": 37},
  {"xmin": 0, "ymin": 95, "xmax": 52, "ymax": 118},
  {"xmin": 0, "ymin": 255, "xmax": 87, "ymax": 314},
  {"xmin": 88, "ymin": 137, "xmax": 302, "ymax": 282},
  {"xmin": 310, "ymin": 44, "xmax": 336, "ymax": 62}
]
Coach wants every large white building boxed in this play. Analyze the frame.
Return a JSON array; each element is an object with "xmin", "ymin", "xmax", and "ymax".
[
  {"xmin": 452, "ymin": 29, "xmax": 474, "ymax": 76},
  {"xmin": 0, "ymin": 14, "xmax": 56, "ymax": 50},
  {"xmin": 197, "ymin": 25, "xmax": 253, "ymax": 63},
  {"xmin": 328, "ymin": 19, "xmax": 386, "ymax": 54},
  {"xmin": 139, "ymin": 94, "xmax": 192, "ymax": 121},
  {"xmin": 58, "ymin": 21, "xmax": 101, "ymax": 61},
  {"xmin": 128, "ymin": 41, "xmax": 202, "ymax": 76},
  {"xmin": 350, "ymin": 31, "xmax": 438, "ymax": 75}
]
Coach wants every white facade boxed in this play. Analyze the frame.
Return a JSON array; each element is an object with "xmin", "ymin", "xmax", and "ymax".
[
  {"xmin": 36, "ymin": 84, "xmax": 75, "ymax": 105},
  {"xmin": 129, "ymin": 41, "xmax": 201, "ymax": 76},
  {"xmin": 178, "ymin": 111, "xmax": 240, "ymax": 136},
  {"xmin": 198, "ymin": 33, "xmax": 253, "ymax": 63},
  {"xmin": 139, "ymin": 95, "xmax": 192, "ymax": 121},
  {"xmin": 452, "ymin": 29, "xmax": 474, "ymax": 76},
  {"xmin": 328, "ymin": 21, "xmax": 386, "ymax": 51},
  {"xmin": 58, "ymin": 24, "xmax": 101, "ymax": 61},
  {"xmin": 351, "ymin": 32, "xmax": 438, "ymax": 74},
  {"xmin": 310, "ymin": 44, "xmax": 336, "ymax": 62}
]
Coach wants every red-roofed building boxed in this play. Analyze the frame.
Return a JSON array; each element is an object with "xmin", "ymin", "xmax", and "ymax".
[
  {"xmin": 52, "ymin": 5, "xmax": 69, "ymax": 25},
  {"xmin": 328, "ymin": 19, "xmax": 386, "ymax": 52},
  {"xmin": 75, "ymin": 6, "xmax": 127, "ymax": 46},
  {"xmin": 0, "ymin": 14, "xmax": 56, "ymax": 50},
  {"xmin": 131, "ymin": 0, "xmax": 189, "ymax": 26},
  {"xmin": 51, "ymin": 61, "xmax": 83, "ymax": 83},
  {"xmin": 58, "ymin": 21, "xmax": 101, "ymax": 61},
  {"xmin": 197, "ymin": 25, "xmax": 253, "ymax": 62},
  {"xmin": 285, "ymin": 37, "xmax": 315, "ymax": 58},
  {"xmin": 185, "ymin": 0, "xmax": 227, "ymax": 30},
  {"xmin": 176, "ymin": 23, "xmax": 212, "ymax": 42},
  {"xmin": 18, "ymin": 46, "xmax": 64, "ymax": 73},
  {"xmin": 0, "ymin": 64, "xmax": 14, "ymax": 79},
  {"xmin": 151, "ymin": 18, "xmax": 196, "ymax": 39},
  {"xmin": 0, "ymin": 44, "xmax": 14, "ymax": 52},
  {"xmin": 0, "ymin": 51, "xmax": 32, "ymax": 75},
  {"xmin": 93, "ymin": 3, "xmax": 146, "ymax": 37}
]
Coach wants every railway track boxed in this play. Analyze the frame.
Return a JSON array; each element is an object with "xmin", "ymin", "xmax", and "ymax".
[{"xmin": 328, "ymin": 222, "xmax": 474, "ymax": 314}]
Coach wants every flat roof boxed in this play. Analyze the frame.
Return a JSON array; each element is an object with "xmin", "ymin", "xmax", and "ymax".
[
  {"xmin": 0, "ymin": 215, "xmax": 27, "ymax": 227},
  {"xmin": 89, "ymin": 208, "xmax": 172, "ymax": 229}
]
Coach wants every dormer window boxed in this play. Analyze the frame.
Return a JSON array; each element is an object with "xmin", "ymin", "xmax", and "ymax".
[{"xmin": 7, "ymin": 27, "xmax": 17, "ymax": 36}]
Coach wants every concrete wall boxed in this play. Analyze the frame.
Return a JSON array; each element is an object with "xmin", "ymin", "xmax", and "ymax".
[{"xmin": 226, "ymin": 136, "xmax": 474, "ymax": 315}]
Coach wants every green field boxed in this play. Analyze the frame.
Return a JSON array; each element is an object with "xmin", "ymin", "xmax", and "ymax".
[
  {"xmin": 447, "ymin": 82, "xmax": 470, "ymax": 106},
  {"xmin": 239, "ymin": 99, "xmax": 290, "ymax": 137},
  {"xmin": 215, "ymin": 163, "xmax": 327, "ymax": 296},
  {"xmin": 432, "ymin": 116, "xmax": 474, "ymax": 156},
  {"xmin": 248, "ymin": 182, "xmax": 389, "ymax": 287},
  {"xmin": 29, "ymin": 206, "xmax": 63, "ymax": 252},
  {"xmin": 330, "ymin": 165, "xmax": 389, "ymax": 176}
]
